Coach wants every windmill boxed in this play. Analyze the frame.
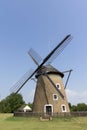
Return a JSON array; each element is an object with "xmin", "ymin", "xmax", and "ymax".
[{"xmin": 11, "ymin": 34, "xmax": 73, "ymax": 115}]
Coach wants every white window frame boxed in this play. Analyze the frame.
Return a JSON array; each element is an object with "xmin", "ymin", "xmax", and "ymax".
[
  {"xmin": 53, "ymin": 94, "xmax": 58, "ymax": 100},
  {"xmin": 56, "ymin": 83, "xmax": 61, "ymax": 90},
  {"xmin": 44, "ymin": 104, "xmax": 53, "ymax": 114},
  {"xmin": 61, "ymin": 104, "xmax": 67, "ymax": 112}
]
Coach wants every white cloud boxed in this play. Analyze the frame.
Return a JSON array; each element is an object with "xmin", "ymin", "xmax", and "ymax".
[{"xmin": 66, "ymin": 89, "xmax": 87, "ymax": 105}]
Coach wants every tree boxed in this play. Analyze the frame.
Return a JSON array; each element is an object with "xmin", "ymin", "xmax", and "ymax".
[
  {"xmin": 0, "ymin": 93, "xmax": 25, "ymax": 113},
  {"xmin": 77, "ymin": 103, "xmax": 87, "ymax": 111},
  {"xmin": 28, "ymin": 102, "xmax": 33, "ymax": 109},
  {"xmin": 68, "ymin": 102, "xmax": 72, "ymax": 110},
  {"xmin": 0, "ymin": 99, "xmax": 10, "ymax": 113},
  {"xmin": 68, "ymin": 103, "xmax": 87, "ymax": 112},
  {"xmin": 71, "ymin": 105, "xmax": 77, "ymax": 111}
]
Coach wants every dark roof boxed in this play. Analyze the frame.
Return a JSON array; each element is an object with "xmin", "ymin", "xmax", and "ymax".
[{"xmin": 35, "ymin": 64, "xmax": 64, "ymax": 78}]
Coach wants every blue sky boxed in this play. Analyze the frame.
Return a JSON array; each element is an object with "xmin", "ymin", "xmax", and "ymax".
[{"xmin": 0, "ymin": 0, "xmax": 87, "ymax": 104}]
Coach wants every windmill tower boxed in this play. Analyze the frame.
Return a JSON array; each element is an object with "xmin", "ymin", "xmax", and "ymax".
[
  {"xmin": 33, "ymin": 65, "xmax": 70, "ymax": 114},
  {"xmin": 11, "ymin": 34, "xmax": 73, "ymax": 115}
]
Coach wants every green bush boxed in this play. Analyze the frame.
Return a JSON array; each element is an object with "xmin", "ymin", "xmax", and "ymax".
[{"xmin": 0, "ymin": 93, "xmax": 25, "ymax": 113}]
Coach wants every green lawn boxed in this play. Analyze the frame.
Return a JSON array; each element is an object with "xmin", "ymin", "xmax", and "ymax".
[{"xmin": 0, "ymin": 114, "xmax": 87, "ymax": 130}]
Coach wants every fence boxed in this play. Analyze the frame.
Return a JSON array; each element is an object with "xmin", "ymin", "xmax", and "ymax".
[{"xmin": 14, "ymin": 111, "xmax": 87, "ymax": 117}]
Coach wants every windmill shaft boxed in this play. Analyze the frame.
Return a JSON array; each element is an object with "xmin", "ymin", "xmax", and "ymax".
[
  {"xmin": 64, "ymin": 70, "xmax": 72, "ymax": 89},
  {"xmin": 15, "ymin": 68, "xmax": 39, "ymax": 93},
  {"xmin": 12, "ymin": 34, "xmax": 72, "ymax": 94},
  {"xmin": 15, "ymin": 64, "xmax": 46, "ymax": 93},
  {"xmin": 42, "ymin": 34, "xmax": 71, "ymax": 65},
  {"xmin": 63, "ymin": 69, "xmax": 73, "ymax": 73}
]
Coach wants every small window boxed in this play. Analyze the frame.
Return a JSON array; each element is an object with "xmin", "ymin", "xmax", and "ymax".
[
  {"xmin": 56, "ymin": 83, "xmax": 61, "ymax": 90},
  {"xmin": 53, "ymin": 94, "xmax": 58, "ymax": 100},
  {"xmin": 61, "ymin": 105, "xmax": 66, "ymax": 112}
]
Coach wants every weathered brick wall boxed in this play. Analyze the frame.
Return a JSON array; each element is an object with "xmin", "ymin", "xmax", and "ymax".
[{"xmin": 33, "ymin": 73, "xmax": 70, "ymax": 113}]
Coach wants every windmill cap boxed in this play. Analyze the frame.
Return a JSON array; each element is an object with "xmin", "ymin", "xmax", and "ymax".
[{"xmin": 35, "ymin": 64, "xmax": 64, "ymax": 78}]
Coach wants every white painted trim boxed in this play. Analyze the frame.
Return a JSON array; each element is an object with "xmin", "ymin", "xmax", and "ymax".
[
  {"xmin": 44, "ymin": 104, "xmax": 53, "ymax": 114},
  {"xmin": 53, "ymin": 94, "xmax": 58, "ymax": 100},
  {"xmin": 56, "ymin": 83, "xmax": 61, "ymax": 90},
  {"xmin": 61, "ymin": 104, "xmax": 67, "ymax": 112}
]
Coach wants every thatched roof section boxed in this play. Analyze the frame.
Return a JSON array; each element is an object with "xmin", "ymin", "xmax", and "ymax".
[{"xmin": 35, "ymin": 65, "xmax": 64, "ymax": 78}]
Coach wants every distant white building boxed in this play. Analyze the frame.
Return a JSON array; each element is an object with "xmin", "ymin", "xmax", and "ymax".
[
  {"xmin": 23, "ymin": 105, "xmax": 32, "ymax": 112},
  {"xmin": 18, "ymin": 105, "xmax": 32, "ymax": 112}
]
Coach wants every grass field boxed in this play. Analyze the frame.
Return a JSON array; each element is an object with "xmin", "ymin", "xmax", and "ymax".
[{"xmin": 0, "ymin": 114, "xmax": 87, "ymax": 130}]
